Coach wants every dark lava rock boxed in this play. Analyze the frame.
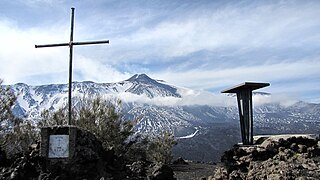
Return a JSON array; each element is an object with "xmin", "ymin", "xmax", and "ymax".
[
  {"xmin": 214, "ymin": 135, "xmax": 320, "ymax": 179},
  {"xmin": 149, "ymin": 164, "xmax": 176, "ymax": 180},
  {"xmin": 172, "ymin": 157, "xmax": 188, "ymax": 165},
  {"xmin": 0, "ymin": 142, "xmax": 48, "ymax": 180},
  {"xmin": 0, "ymin": 147, "xmax": 6, "ymax": 166},
  {"xmin": 0, "ymin": 127, "xmax": 143, "ymax": 180},
  {"xmin": 127, "ymin": 160, "xmax": 148, "ymax": 178}
]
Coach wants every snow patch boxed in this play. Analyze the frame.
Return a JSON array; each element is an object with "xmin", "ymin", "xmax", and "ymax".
[{"xmin": 176, "ymin": 129, "xmax": 199, "ymax": 139}]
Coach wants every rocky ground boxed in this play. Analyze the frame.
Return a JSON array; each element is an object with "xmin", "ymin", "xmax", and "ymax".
[
  {"xmin": 0, "ymin": 126, "xmax": 176, "ymax": 180},
  {"xmin": 172, "ymin": 135, "xmax": 320, "ymax": 180},
  {"xmin": 0, "ymin": 145, "xmax": 178, "ymax": 180},
  {"xmin": 214, "ymin": 135, "xmax": 320, "ymax": 179},
  {"xmin": 1, "ymin": 134, "xmax": 319, "ymax": 179}
]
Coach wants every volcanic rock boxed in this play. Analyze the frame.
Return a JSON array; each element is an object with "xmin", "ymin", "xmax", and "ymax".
[
  {"xmin": 149, "ymin": 164, "xmax": 176, "ymax": 180},
  {"xmin": 213, "ymin": 135, "xmax": 320, "ymax": 179},
  {"xmin": 172, "ymin": 157, "xmax": 188, "ymax": 165}
]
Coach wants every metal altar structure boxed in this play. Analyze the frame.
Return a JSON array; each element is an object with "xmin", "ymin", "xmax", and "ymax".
[{"xmin": 222, "ymin": 82, "xmax": 270, "ymax": 145}]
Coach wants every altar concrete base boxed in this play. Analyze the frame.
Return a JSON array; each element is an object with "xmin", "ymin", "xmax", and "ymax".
[
  {"xmin": 40, "ymin": 126, "xmax": 76, "ymax": 160},
  {"xmin": 40, "ymin": 126, "xmax": 109, "ymax": 179}
]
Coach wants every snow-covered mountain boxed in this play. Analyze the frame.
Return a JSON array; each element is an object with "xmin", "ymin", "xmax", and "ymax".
[
  {"xmin": 10, "ymin": 74, "xmax": 180, "ymax": 119},
  {"xmin": 6, "ymin": 74, "xmax": 320, "ymax": 162}
]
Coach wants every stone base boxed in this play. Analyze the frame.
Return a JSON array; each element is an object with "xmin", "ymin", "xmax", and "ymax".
[{"xmin": 40, "ymin": 126, "xmax": 111, "ymax": 179}]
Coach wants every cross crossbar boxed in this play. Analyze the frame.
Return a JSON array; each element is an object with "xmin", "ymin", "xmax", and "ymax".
[
  {"xmin": 35, "ymin": 40, "xmax": 110, "ymax": 48},
  {"xmin": 35, "ymin": 7, "xmax": 109, "ymax": 126}
]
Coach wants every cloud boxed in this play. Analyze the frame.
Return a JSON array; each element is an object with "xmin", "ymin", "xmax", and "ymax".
[
  {"xmin": 253, "ymin": 93, "xmax": 298, "ymax": 107},
  {"xmin": 17, "ymin": 0, "xmax": 63, "ymax": 7},
  {"xmin": 105, "ymin": 90, "xmax": 236, "ymax": 107},
  {"xmin": 101, "ymin": 0, "xmax": 320, "ymax": 64},
  {"xmin": 99, "ymin": 87, "xmax": 298, "ymax": 108},
  {"xmin": 0, "ymin": 19, "xmax": 68, "ymax": 84},
  {"xmin": 0, "ymin": 16, "xmax": 127, "ymax": 85},
  {"xmin": 154, "ymin": 58, "xmax": 320, "ymax": 95},
  {"xmin": 74, "ymin": 56, "xmax": 130, "ymax": 82},
  {"xmin": 0, "ymin": 0, "xmax": 320, "ymax": 103}
]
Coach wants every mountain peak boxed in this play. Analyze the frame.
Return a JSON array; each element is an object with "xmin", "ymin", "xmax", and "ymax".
[
  {"xmin": 127, "ymin": 74, "xmax": 155, "ymax": 83},
  {"xmin": 125, "ymin": 73, "xmax": 181, "ymax": 98}
]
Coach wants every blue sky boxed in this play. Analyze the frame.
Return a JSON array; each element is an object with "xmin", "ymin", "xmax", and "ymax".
[{"xmin": 0, "ymin": 0, "xmax": 319, "ymax": 103}]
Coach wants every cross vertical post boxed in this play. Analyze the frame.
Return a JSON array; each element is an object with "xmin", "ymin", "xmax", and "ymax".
[
  {"xmin": 35, "ymin": 7, "xmax": 110, "ymax": 126},
  {"xmin": 68, "ymin": 7, "xmax": 75, "ymax": 126}
]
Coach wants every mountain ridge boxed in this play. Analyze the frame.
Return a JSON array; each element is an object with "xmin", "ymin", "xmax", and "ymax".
[{"xmin": 5, "ymin": 73, "xmax": 320, "ymax": 162}]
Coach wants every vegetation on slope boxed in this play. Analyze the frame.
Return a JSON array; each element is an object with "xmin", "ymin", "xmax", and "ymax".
[{"xmin": 0, "ymin": 79, "xmax": 176, "ymax": 179}]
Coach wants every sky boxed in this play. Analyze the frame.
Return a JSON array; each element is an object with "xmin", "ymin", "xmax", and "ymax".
[{"xmin": 0, "ymin": 0, "xmax": 319, "ymax": 103}]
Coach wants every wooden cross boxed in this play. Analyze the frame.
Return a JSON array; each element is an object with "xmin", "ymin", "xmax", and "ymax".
[{"xmin": 35, "ymin": 7, "xmax": 109, "ymax": 126}]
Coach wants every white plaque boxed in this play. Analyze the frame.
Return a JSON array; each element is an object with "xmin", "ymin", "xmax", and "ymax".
[{"xmin": 48, "ymin": 135, "xmax": 69, "ymax": 158}]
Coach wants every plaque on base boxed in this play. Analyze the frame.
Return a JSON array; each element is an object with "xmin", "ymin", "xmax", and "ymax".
[{"xmin": 48, "ymin": 135, "xmax": 69, "ymax": 158}]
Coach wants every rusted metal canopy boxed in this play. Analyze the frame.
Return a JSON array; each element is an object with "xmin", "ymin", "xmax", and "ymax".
[
  {"xmin": 221, "ymin": 82, "xmax": 270, "ymax": 145},
  {"xmin": 221, "ymin": 82, "xmax": 270, "ymax": 94}
]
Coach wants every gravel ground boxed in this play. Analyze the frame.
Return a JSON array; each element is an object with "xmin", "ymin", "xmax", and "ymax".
[{"xmin": 171, "ymin": 162, "xmax": 218, "ymax": 180}]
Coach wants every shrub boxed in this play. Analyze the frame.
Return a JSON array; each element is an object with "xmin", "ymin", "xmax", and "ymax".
[
  {"xmin": 0, "ymin": 79, "xmax": 38, "ymax": 159},
  {"xmin": 1, "ymin": 80, "xmax": 177, "ymax": 168},
  {"xmin": 76, "ymin": 97, "xmax": 134, "ymax": 155},
  {"xmin": 147, "ymin": 131, "xmax": 177, "ymax": 164},
  {"xmin": 39, "ymin": 96, "xmax": 177, "ymax": 165},
  {"xmin": 0, "ymin": 79, "xmax": 18, "ymax": 128},
  {"xmin": 39, "ymin": 107, "xmax": 69, "ymax": 127},
  {"xmin": 39, "ymin": 96, "xmax": 134, "ymax": 156},
  {"xmin": 2, "ymin": 121, "xmax": 38, "ymax": 159}
]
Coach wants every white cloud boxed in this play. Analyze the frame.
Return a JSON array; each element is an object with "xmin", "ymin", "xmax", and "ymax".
[
  {"xmin": 0, "ymin": 17, "xmax": 126, "ymax": 84},
  {"xmin": 253, "ymin": 94, "xmax": 298, "ymax": 107},
  {"xmin": 100, "ymin": 87, "xmax": 298, "ymax": 107},
  {"xmin": 154, "ymin": 58, "xmax": 320, "ymax": 92},
  {"xmin": 103, "ymin": 1, "xmax": 320, "ymax": 63},
  {"xmin": 115, "ymin": 91, "xmax": 236, "ymax": 107},
  {"xmin": 17, "ymin": 0, "xmax": 64, "ymax": 7},
  {"xmin": 0, "ymin": 19, "xmax": 69, "ymax": 84},
  {"xmin": 74, "ymin": 56, "xmax": 130, "ymax": 82},
  {"xmin": 99, "ymin": 85, "xmax": 236, "ymax": 107},
  {"xmin": 0, "ymin": 1, "xmax": 319, "ymax": 103}
]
